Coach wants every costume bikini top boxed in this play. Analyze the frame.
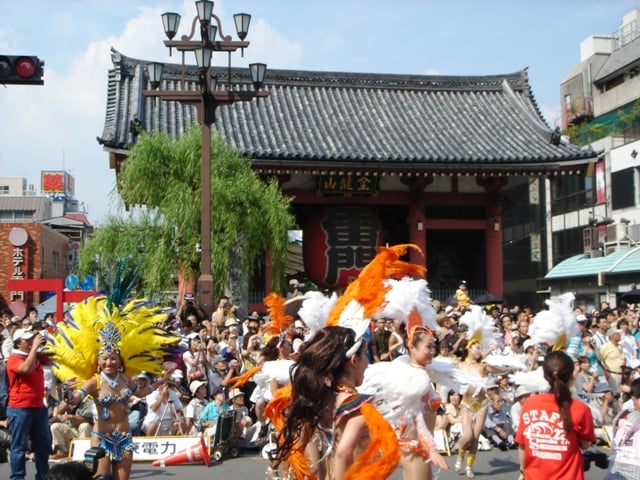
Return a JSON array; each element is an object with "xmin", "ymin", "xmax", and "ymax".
[{"xmin": 94, "ymin": 372, "xmax": 135, "ymax": 419}]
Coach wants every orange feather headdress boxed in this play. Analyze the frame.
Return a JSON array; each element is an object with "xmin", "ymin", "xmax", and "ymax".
[{"xmin": 263, "ymin": 292, "xmax": 293, "ymax": 336}]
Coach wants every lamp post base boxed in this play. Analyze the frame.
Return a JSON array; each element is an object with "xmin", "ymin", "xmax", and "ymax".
[{"xmin": 197, "ymin": 273, "xmax": 214, "ymax": 319}]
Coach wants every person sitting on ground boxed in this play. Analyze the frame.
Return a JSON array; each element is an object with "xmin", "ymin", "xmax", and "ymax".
[
  {"xmin": 587, "ymin": 382, "xmax": 620, "ymax": 444},
  {"xmin": 199, "ymin": 386, "xmax": 230, "ymax": 437},
  {"xmin": 49, "ymin": 393, "xmax": 94, "ymax": 459},
  {"xmin": 482, "ymin": 392, "xmax": 515, "ymax": 450},
  {"xmin": 435, "ymin": 390, "xmax": 463, "ymax": 448},
  {"xmin": 228, "ymin": 388, "xmax": 261, "ymax": 447},
  {"xmin": 185, "ymin": 380, "xmax": 209, "ymax": 435}
]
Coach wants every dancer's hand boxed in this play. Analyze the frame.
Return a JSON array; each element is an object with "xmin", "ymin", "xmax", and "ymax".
[{"xmin": 430, "ymin": 449, "xmax": 449, "ymax": 470}]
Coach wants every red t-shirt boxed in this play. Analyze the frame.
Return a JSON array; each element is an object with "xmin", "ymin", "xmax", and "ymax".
[
  {"xmin": 515, "ymin": 393, "xmax": 595, "ymax": 480},
  {"xmin": 7, "ymin": 352, "xmax": 46, "ymax": 408}
]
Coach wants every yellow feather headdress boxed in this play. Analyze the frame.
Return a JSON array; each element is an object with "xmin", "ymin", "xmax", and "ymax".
[
  {"xmin": 44, "ymin": 260, "xmax": 179, "ymax": 384},
  {"xmin": 44, "ymin": 295, "xmax": 179, "ymax": 384}
]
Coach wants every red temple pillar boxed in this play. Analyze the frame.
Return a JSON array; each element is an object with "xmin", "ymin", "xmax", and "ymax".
[
  {"xmin": 485, "ymin": 214, "xmax": 503, "ymax": 296},
  {"xmin": 408, "ymin": 202, "xmax": 427, "ymax": 268}
]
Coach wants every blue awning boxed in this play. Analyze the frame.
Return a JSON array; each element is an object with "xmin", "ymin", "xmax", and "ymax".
[{"xmin": 545, "ymin": 247, "xmax": 640, "ymax": 279}]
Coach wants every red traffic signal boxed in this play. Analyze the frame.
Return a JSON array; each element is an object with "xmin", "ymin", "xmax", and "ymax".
[{"xmin": 0, "ymin": 55, "xmax": 44, "ymax": 85}]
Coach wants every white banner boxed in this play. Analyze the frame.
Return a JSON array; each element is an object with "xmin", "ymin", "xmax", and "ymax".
[{"xmin": 69, "ymin": 435, "xmax": 209, "ymax": 462}]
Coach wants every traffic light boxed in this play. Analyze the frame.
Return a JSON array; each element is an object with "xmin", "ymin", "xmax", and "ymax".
[{"xmin": 0, "ymin": 55, "xmax": 44, "ymax": 85}]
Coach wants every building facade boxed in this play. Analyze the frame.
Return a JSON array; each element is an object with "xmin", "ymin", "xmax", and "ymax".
[
  {"xmin": 545, "ymin": 9, "xmax": 640, "ymax": 310},
  {"xmin": 98, "ymin": 50, "xmax": 597, "ymax": 308},
  {"xmin": 0, "ymin": 174, "xmax": 94, "ymax": 317}
]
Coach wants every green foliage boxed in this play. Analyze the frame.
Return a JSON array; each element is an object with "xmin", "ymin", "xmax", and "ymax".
[
  {"xmin": 80, "ymin": 125, "xmax": 296, "ymax": 297},
  {"xmin": 566, "ymin": 99, "xmax": 640, "ymax": 146}
]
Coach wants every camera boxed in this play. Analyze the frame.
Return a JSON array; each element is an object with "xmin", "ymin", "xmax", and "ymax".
[
  {"xmin": 583, "ymin": 449, "xmax": 608, "ymax": 471},
  {"xmin": 83, "ymin": 447, "xmax": 106, "ymax": 476}
]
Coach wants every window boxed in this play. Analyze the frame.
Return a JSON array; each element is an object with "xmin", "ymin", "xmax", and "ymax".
[
  {"xmin": 611, "ymin": 167, "xmax": 636, "ymax": 209},
  {"xmin": 551, "ymin": 175, "xmax": 594, "ymax": 215}
]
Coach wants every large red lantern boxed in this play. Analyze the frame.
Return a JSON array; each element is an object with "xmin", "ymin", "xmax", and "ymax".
[{"xmin": 303, "ymin": 206, "xmax": 383, "ymax": 289}]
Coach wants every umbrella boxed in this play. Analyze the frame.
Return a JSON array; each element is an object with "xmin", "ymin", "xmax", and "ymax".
[
  {"xmin": 619, "ymin": 288, "xmax": 640, "ymax": 304},
  {"xmin": 474, "ymin": 293, "xmax": 505, "ymax": 305}
]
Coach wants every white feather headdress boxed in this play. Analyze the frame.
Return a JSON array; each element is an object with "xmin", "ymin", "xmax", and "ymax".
[
  {"xmin": 459, "ymin": 305, "xmax": 500, "ymax": 350},
  {"xmin": 296, "ymin": 290, "xmax": 338, "ymax": 340},
  {"xmin": 374, "ymin": 277, "xmax": 439, "ymax": 334},
  {"xmin": 528, "ymin": 292, "xmax": 578, "ymax": 351}
]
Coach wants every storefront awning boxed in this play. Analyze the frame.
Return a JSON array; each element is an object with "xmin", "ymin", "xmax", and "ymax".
[{"xmin": 545, "ymin": 246, "xmax": 640, "ymax": 279}]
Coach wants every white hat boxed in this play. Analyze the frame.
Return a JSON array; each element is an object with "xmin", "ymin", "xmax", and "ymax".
[
  {"xmin": 13, "ymin": 327, "xmax": 35, "ymax": 342},
  {"xmin": 224, "ymin": 318, "xmax": 240, "ymax": 328},
  {"xmin": 576, "ymin": 314, "xmax": 588, "ymax": 323},
  {"xmin": 187, "ymin": 332, "xmax": 201, "ymax": 340},
  {"xmin": 294, "ymin": 320, "xmax": 305, "ymax": 329},
  {"xmin": 523, "ymin": 339, "xmax": 536, "ymax": 351},
  {"xmin": 189, "ymin": 379, "xmax": 208, "ymax": 395},
  {"xmin": 229, "ymin": 388, "xmax": 244, "ymax": 399},
  {"xmin": 515, "ymin": 385, "xmax": 534, "ymax": 398},
  {"xmin": 171, "ymin": 369, "xmax": 184, "ymax": 379},
  {"xmin": 289, "ymin": 279, "xmax": 299, "ymax": 287}
]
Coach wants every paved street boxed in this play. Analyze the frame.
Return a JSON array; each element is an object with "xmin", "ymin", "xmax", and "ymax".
[{"xmin": 0, "ymin": 445, "xmax": 611, "ymax": 479}]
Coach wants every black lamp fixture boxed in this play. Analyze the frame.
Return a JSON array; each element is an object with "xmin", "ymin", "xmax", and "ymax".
[
  {"xmin": 161, "ymin": 12, "xmax": 181, "ymax": 40},
  {"xmin": 631, "ymin": 149, "xmax": 638, "ymax": 159},
  {"xmin": 195, "ymin": 0, "xmax": 214, "ymax": 22},
  {"xmin": 233, "ymin": 13, "xmax": 251, "ymax": 40},
  {"xmin": 142, "ymin": 0, "xmax": 269, "ymax": 318},
  {"xmin": 147, "ymin": 62, "xmax": 164, "ymax": 90},
  {"xmin": 249, "ymin": 62, "xmax": 267, "ymax": 90}
]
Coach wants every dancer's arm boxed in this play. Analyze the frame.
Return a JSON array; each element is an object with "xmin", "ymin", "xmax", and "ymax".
[{"xmin": 334, "ymin": 413, "xmax": 367, "ymax": 480}]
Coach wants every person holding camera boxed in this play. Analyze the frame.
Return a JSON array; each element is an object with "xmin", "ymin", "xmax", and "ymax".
[
  {"xmin": 142, "ymin": 381, "xmax": 186, "ymax": 436},
  {"xmin": 6, "ymin": 327, "xmax": 51, "ymax": 480},
  {"xmin": 183, "ymin": 333, "xmax": 207, "ymax": 383}
]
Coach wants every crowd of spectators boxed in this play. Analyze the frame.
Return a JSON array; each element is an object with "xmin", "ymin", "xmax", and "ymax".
[{"xmin": 1, "ymin": 292, "xmax": 639, "ymax": 464}]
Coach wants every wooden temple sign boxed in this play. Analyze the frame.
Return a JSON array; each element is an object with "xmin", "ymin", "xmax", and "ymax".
[{"xmin": 318, "ymin": 174, "xmax": 378, "ymax": 195}]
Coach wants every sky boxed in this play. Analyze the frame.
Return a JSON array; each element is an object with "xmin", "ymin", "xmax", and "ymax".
[{"xmin": 1, "ymin": 0, "xmax": 638, "ymax": 225}]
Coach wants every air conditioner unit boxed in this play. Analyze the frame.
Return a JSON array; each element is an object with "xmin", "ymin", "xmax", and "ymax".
[
  {"xmin": 584, "ymin": 249, "xmax": 603, "ymax": 258},
  {"xmin": 606, "ymin": 223, "xmax": 628, "ymax": 242},
  {"xmin": 629, "ymin": 224, "xmax": 640, "ymax": 243}
]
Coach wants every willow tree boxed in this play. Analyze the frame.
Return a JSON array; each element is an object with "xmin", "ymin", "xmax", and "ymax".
[{"xmin": 80, "ymin": 125, "xmax": 295, "ymax": 301}]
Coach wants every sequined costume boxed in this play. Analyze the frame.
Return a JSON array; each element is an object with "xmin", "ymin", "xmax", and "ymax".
[{"xmin": 92, "ymin": 428, "xmax": 137, "ymax": 461}]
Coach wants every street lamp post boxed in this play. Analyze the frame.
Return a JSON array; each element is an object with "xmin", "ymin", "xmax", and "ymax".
[{"xmin": 143, "ymin": 0, "xmax": 269, "ymax": 318}]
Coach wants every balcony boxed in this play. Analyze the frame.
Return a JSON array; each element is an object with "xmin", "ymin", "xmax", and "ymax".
[{"xmin": 562, "ymin": 96, "xmax": 594, "ymax": 129}]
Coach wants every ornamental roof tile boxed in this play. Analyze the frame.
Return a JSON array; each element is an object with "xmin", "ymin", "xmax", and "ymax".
[{"xmin": 98, "ymin": 49, "xmax": 597, "ymax": 174}]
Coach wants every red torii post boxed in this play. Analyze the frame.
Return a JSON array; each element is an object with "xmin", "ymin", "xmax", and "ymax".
[{"xmin": 7, "ymin": 278, "xmax": 99, "ymax": 321}]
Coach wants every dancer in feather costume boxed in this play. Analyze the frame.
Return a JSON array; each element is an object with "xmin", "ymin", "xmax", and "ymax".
[
  {"xmin": 267, "ymin": 246, "xmax": 430, "ymax": 480},
  {"xmin": 43, "ymin": 260, "xmax": 179, "ymax": 480},
  {"xmin": 360, "ymin": 273, "xmax": 450, "ymax": 480}
]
